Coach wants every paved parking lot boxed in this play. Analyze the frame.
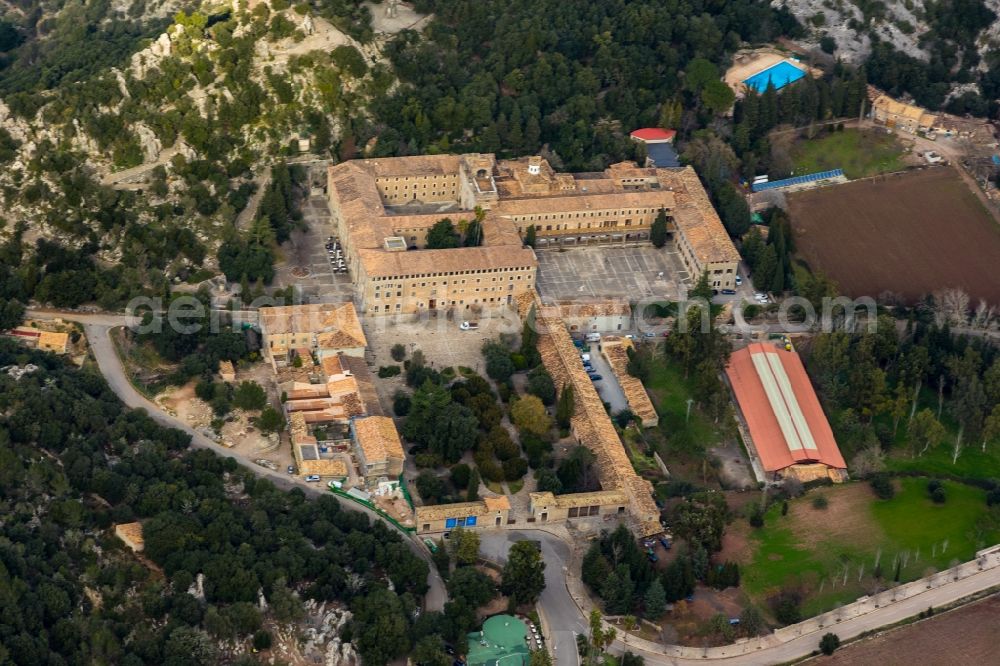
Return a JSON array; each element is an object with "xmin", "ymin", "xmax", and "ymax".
[
  {"xmin": 582, "ymin": 341, "xmax": 629, "ymax": 414},
  {"xmin": 272, "ymin": 196, "xmax": 354, "ymax": 301},
  {"xmin": 535, "ymin": 244, "xmax": 690, "ymax": 303}
]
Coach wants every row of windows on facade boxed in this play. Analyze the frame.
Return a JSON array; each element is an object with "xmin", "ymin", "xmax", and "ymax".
[
  {"xmin": 372, "ymin": 267, "xmax": 533, "ymax": 281},
  {"xmin": 565, "ymin": 505, "xmax": 626, "ymax": 518},
  {"xmin": 518, "ymin": 219, "xmax": 637, "ymax": 233},
  {"xmin": 510, "ymin": 207, "xmax": 663, "ymax": 223},
  {"xmin": 371, "ymin": 295, "xmax": 512, "ymax": 312},
  {"xmin": 384, "ymin": 191, "xmax": 456, "ymax": 199},
  {"xmin": 376, "ymin": 275, "xmax": 523, "ymax": 290},
  {"xmin": 374, "ymin": 284, "xmax": 516, "ymax": 300},
  {"xmin": 376, "ymin": 176, "xmax": 459, "ymax": 182}
]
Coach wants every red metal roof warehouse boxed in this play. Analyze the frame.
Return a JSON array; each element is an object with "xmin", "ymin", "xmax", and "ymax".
[{"xmin": 726, "ymin": 343, "xmax": 846, "ymax": 477}]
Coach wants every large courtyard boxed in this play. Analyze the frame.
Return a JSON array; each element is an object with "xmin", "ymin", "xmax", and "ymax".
[{"xmin": 534, "ymin": 244, "xmax": 690, "ymax": 303}]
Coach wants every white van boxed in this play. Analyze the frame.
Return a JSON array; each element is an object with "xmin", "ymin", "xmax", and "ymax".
[{"xmin": 585, "ymin": 332, "xmax": 601, "ymax": 342}]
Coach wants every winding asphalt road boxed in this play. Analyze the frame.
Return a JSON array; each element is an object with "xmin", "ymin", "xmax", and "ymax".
[
  {"xmin": 480, "ymin": 530, "xmax": 585, "ymax": 666},
  {"xmin": 482, "ymin": 527, "xmax": 1000, "ymax": 666},
  {"xmin": 26, "ymin": 309, "xmax": 447, "ymax": 612},
  {"xmin": 30, "ymin": 310, "xmax": 1000, "ymax": 665}
]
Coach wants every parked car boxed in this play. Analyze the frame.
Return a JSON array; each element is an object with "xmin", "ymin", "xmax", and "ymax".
[
  {"xmin": 327, "ymin": 480, "xmax": 342, "ymax": 490},
  {"xmin": 643, "ymin": 331, "xmax": 656, "ymax": 338},
  {"xmin": 721, "ymin": 289, "xmax": 736, "ymax": 295},
  {"xmin": 589, "ymin": 374, "xmax": 603, "ymax": 381},
  {"xmin": 586, "ymin": 332, "xmax": 601, "ymax": 342},
  {"xmin": 305, "ymin": 475, "xmax": 321, "ymax": 482},
  {"xmin": 459, "ymin": 321, "xmax": 479, "ymax": 330},
  {"xmin": 659, "ymin": 537, "xmax": 672, "ymax": 550},
  {"xmin": 287, "ymin": 465, "xmax": 296, "ymax": 474},
  {"xmin": 735, "ymin": 275, "xmax": 743, "ymax": 286},
  {"xmin": 580, "ymin": 353, "xmax": 591, "ymax": 362}
]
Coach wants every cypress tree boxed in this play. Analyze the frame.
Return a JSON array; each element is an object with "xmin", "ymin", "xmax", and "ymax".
[
  {"xmin": 556, "ymin": 383, "xmax": 575, "ymax": 429},
  {"xmin": 525, "ymin": 224, "xmax": 537, "ymax": 248},
  {"xmin": 466, "ymin": 469, "xmax": 480, "ymax": 502},
  {"xmin": 650, "ymin": 210, "xmax": 668, "ymax": 248}
]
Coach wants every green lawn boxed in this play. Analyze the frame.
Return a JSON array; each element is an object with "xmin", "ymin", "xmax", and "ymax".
[
  {"xmin": 790, "ymin": 129, "xmax": 905, "ymax": 179},
  {"xmin": 871, "ymin": 479, "xmax": 995, "ymax": 557},
  {"xmin": 886, "ymin": 441, "xmax": 1000, "ymax": 479},
  {"xmin": 741, "ymin": 479, "xmax": 999, "ymax": 617},
  {"xmin": 644, "ymin": 354, "xmax": 723, "ymax": 456},
  {"xmin": 879, "ymin": 388, "xmax": 1000, "ymax": 480}
]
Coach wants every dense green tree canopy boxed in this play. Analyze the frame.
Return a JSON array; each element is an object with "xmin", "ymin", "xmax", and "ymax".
[{"xmin": 0, "ymin": 339, "xmax": 431, "ymax": 666}]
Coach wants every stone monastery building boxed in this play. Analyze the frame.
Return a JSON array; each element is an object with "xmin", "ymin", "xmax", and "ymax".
[{"xmin": 327, "ymin": 154, "xmax": 739, "ymax": 317}]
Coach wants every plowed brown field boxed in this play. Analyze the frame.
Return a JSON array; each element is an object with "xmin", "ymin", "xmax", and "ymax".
[
  {"xmin": 787, "ymin": 167, "xmax": 1000, "ymax": 305},
  {"xmin": 820, "ymin": 593, "xmax": 1000, "ymax": 664}
]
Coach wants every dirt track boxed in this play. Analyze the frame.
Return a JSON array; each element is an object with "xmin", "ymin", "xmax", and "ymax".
[
  {"xmin": 788, "ymin": 167, "xmax": 1000, "ymax": 305},
  {"xmin": 818, "ymin": 593, "xmax": 1000, "ymax": 664}
]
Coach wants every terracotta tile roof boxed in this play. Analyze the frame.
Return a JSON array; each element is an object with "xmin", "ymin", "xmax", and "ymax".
[
  {"xmin": 529, "ymin": 489, "xmax": 628, "ymax": 509},
  {"xmin": 38, "ymin": 330, "xmax": 69, "ymax": 350},
  {"xmin": 358, "ymin": 245, "xmax": 536, "ymax": 278},
  {"xmin": 726, "ymin": 343, "xmax": 847, "ymax": 473},
  {"xmin": 299, "ymin": 459, "xmax": 348, "ymax": 477},
  {"xmin": 9, "ymin": 326, "xmax": 70, "ymax": 351},
  {"xmin": 359, "ymin": 155, "xmax": 463, "ymax": 178},
  {"xmin": 529, "ymin": 296, "xmax": 660, "ymax": 533},
  {"xmin": 353, "ymin": 416, "xmax": 404, "ymax": 464},
  {"xmin": 546, "ymin": 300, "xmax": 632, "ymax": 318},
  {"xmin": 289, "ymin": 411, "xmax": 313, "ymax": 444},
  {"xmin": 320, "ymin": 355, "xmax": 344, "ymax": 377},
  {"xmin": 286, "ymin": 398, "xmax": 347, "ymax": 414},
  {"xmin": 671, "ymin": 167, "xmax": 741, "ymax": 265},
  {"xmin": 873, "ymin": 94, "xmax": 936, "ymax": 124},
  {"xmin": 114, "ymin": 522, "xmax": 144, "ymax": 551},
  {"xmin": 600, "ymin": 339, "xmax": 658, "ymax": 427},
  {"xmin": 259, "ymin": 303, "xmax": 367, "ymax": 350},
  {"xmin": 281, "ymin": 359, "xmax": 377, "ymax": 423},
  {"xmin": 495, "ymin": 190, "xmax": 675, "ymax": 215},
  {"xmin": 483, "ymin": 496, "xmax": 511, "ymax": 512},
  {"xmin": 341, "ymin": 356, "xmax": 384, "ymax": 417},
  {"xmin": 286, "ymin": 382, "xmax": 331, "ymax": 400},
  {"xmin": 415, "ymin": 497, "xmax": 509, "ymax": 522}
]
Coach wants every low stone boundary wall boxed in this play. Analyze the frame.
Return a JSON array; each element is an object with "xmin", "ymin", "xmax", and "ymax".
[{"xmin": 591, "ymin": 544, "xmax": 1000, "ymax": 661}]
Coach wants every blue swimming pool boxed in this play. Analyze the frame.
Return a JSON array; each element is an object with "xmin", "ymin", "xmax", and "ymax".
[{"xmin": 743, "ymin": 60, "xmax": 806, "ymax": 93}]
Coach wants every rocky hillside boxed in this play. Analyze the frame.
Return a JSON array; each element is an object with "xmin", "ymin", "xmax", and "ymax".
[
  {"xmin": 779, "ymin": 0, "xmax": 1000, "ymax": 67},
  {"xmin": 0, "ymin": 0, "xmax": 399, "ymax": 282}
]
